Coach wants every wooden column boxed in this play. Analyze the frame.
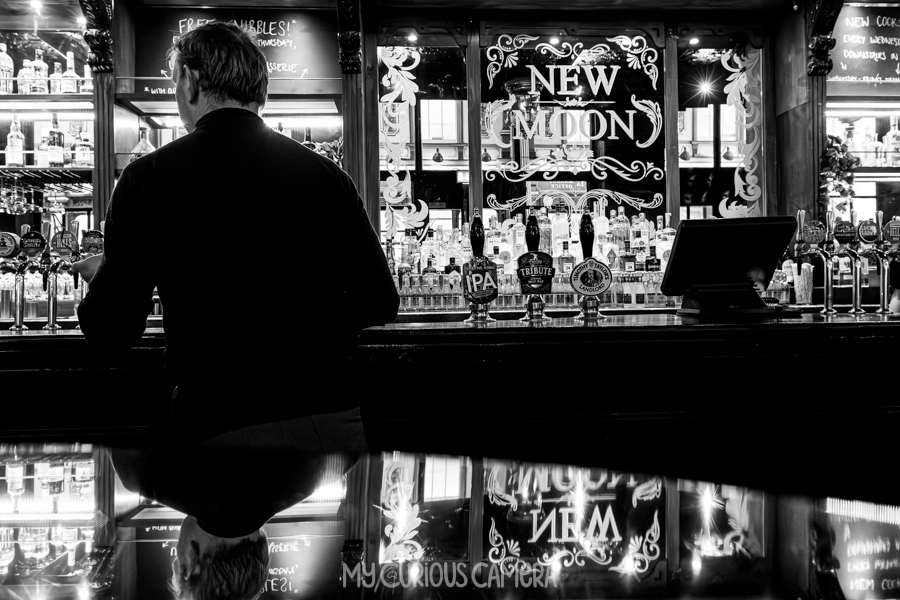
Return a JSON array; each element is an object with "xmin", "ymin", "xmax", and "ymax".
[
  {"xmin": 78, "ymin": 0, "xmax": 114, "ymax": 223},
  {"xmin": 338, "ymin": 0, "xmax": 365, "ymax": 202},
  {"xmin": 363, "ymin": 26, "xmax": 381, "ymax": 235},
  {"xmin": 664, "ymin": 27, "xmax": 680, "ymax": 227},
  {"xmin": 466, "ymin": 24, "xmax": 483, "ymax": 220}
]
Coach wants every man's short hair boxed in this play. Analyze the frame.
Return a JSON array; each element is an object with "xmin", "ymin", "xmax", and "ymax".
[
  {"xmin": 169, "ymin": 22, "xmax": 268, "ymax": 106},
  {"xmin": 170, "ymin": 534, "xmax": 269, "ymax": 600}
]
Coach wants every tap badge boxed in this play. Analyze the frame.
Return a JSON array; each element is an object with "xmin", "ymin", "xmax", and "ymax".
[
  {"xmin": 462, "ymin": 256, "xmax": 499, "ymax": 305},
  {"xmin": 857, "ymin": 220, "xmax": 880, "ymax": 244},
  {"xmin": 51, "ymin": 231, "xmax": 77, "ymax": 258},
  {"xmin": 834, "ymin": 221, "xmax": 856, "ymax": 244},
  {"xmin": 884, "ymin": 220, "xmax": 900, "ymax": 245},
  {"xmin": 570, "ymin": 258, "xmax": 613, "ymax": 297},
  {"xmin": 516, "ymin": 251, "xmax": 554, "ymax": 295},
  {"xmin": 19, "ymin": 231, "xmax": 46, "ymax": 259},
  {"xmin": 0, "ymin": 233, "xmax": 17, "ymax": 259},
  {"xmin": 802, "ymin": 221, "xmax": 826, "ymax": 246},
  {"xmin": 81, "ymin": 230, "xmax": 104, "ymax": 255}
]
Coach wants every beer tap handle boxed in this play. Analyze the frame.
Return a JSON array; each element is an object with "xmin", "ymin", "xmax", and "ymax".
[
  {"xmin": 797, "ymin": 209, "xmax": 806, "ymax": 241},
  {"xmin": 525, "ymin": 211, "xmax": 540, "ymax": 253},
  {"xmin": 470, "ymin": 209, "xmax": 485, "ymax": 258},
  {"xmin": 876, "ymin": 210, "xmax": 885, "ymax": 245},
  {"xmin": 825, "ymin": 210, "xmax": 835, "ymax": 242},
  {"xmin": 20, "ymin": 224, "xmax": 30, "ymax": 238},
  {"xmin": 579, "ymin": 212, "xmax": 594, "ymax": 260}
]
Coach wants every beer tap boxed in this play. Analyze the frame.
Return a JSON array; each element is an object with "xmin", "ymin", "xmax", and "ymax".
[
  {"xmin": 39, "ymin": 222, "xmax": 61, "ymax": 331},
  {"xmin": 799, "ymin": 209, "xmax": 836, "ymax": 315},
  {"xmin": 463, "ymin": 208, "xmax": 496, "ymax": 323},
  {"xmin": 575, "ymin": 210, "xmax": 603, "ymax": 320},
  {"xmin": 9, "ymin": 255, "xmax": 40, "ymax": 332},
  {"xmin": 860, "ymin": 210, "xmax": 892, "ymax": 314},
  {"xmin": 520, "ymin": 208, "xmax": 551, "ymax": 322},
  {"xmin": 834, "ymin": 210, "xmax": 864, "ymax": 314}
]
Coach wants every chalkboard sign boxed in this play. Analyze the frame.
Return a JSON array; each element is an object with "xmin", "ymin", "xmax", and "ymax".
[
  {"xmin": 133, "ymin": 8, "xmax": 340, "ymax": 96},
  {"xmin": 828, "ymin": 5, "xmax": 900, "ymax": 97},
  {"xmin": 830, "ymin": 517, "xmax": 900, "ymax": 600}
]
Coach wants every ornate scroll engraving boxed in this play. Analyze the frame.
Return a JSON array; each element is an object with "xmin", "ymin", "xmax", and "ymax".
[
  {"xmin": 379, "ymin": 460, "xmax": 426, "ymax": 563},
  {"xmin": 631, "ymin": 95, "xmax": 662, "ymax": 148},
  {"xmin": 610, "ymin": 510, "xmax": 661, "ymax": 576},
  {"xmin": 632, "ymin": 477, "xmax": 662, "ymax": 507},
  {"xmin": 486, "ymin": 465, "xmax": 518, "ymax": 509},
  {"xmin": 488, "ymin": 518, "xmax": 536, "ymax": 575},
  {"xmin": 488, "ymin": 189, "xmax": 662, "ymax": 213},
  {"xmin": 486, "ymin": 34, "xmax": 540, "ymax": 89},
  {"xmin": 485, "ymin": 154, "xmax": 664, "ymax": 184},
  {"xmin": 379, "ymin": 47, "xmax": 428, "ymax": 241},
  {"xmin": 722, "ymin": 49, "xmax": 762, "ymax": 216},
  {"xmin": 608, "ymin": 36, "xmax": 659, "ymax": 90},
  {"xmin": 78, "ymin": 0, "xmax": 113, "ymax": 73}
]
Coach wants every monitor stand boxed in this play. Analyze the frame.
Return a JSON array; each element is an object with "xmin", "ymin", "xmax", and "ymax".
[{"xmin": 676, "ymin": 285, "xmax": 802, "ymax": 318}]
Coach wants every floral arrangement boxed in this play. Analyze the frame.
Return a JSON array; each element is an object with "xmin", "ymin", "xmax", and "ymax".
[
  {"xmin": 819, "ymin": 134, "xmax": 860, "ymax": 216},
  {"xmin": 314, "ymin": 136, "xmax": 343, "ymax": 169}
]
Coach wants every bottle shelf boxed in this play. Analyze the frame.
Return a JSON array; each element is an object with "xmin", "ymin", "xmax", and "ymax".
[
  {"xmin": 0, "ymin": 167, "xmax": 92, "ymax": 181},
  {"xmin": 115, "ymin": 93, "xmax": 341, "ymax": 118},
  {"xmin": 0, "ymin": 94, "xmax": 93, "ymax": 105}
]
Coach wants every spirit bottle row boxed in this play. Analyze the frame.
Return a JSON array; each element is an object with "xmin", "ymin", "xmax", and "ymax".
[
  {"xmin": 0, "ymin": 46, "xmax": 92, "ymax": 95},
  {"xmin": 3, "ymin": 112, "xmax": 94, "ymax": 168}
]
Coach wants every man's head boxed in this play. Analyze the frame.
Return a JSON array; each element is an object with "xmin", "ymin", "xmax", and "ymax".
[
  {"xmin": 167, "ymin": 22, "xmax": 268, "ymax": 132},
  {"xmin": 170, "ymin": 516, "xmax": 269, "ymax": 600}
]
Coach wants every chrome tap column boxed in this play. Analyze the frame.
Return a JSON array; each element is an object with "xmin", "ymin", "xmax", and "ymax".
[{"xmin": 798, "ymin": 210, "xmax": 836, "ymax": 314}]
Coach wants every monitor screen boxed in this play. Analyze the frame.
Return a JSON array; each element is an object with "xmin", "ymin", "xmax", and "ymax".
[{"xmin": 660, "ymin": 216, "xmax": 797, "ymax": 297}]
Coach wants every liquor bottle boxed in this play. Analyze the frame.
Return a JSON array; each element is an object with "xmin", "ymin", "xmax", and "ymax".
[
  {"xmin": 603, "ymin": 209, "xmax": 621, "ymax": 269},
  {"xmin": 70, "ymin": 460, "xmax": 94, "ymax": 497},
  {"xmin": 128, "ymin": 127, "xmax": 156, "ymax": 163},
  {"xmin": 80, "ymin": 64, "xmax": 93, "ymax": 94},
  {"xmin": 632, "ymin": 213, "xmax": 650, "ymax": 271},
  {"xmin": 36, "ymin": 130, "xmax": 49, "ymax": 168},
  {"xmin": 74, "ymin": 130, "xmax": 93, "ymax": 167},
  {"xmin": 492, "ymin": 246, "xmax": 504, "ymax": 278},
  {"xmin": 421, "ymin": 230, "xmax": 438, "ymax": 268},
  {"xmin": 646, "ymin": 245, "xmax": 661, "ymax": 272},
  {"xmin": 407, "ymin": 229, "xmax": 421, "ymax": 273},
  {"xmin": 385, "ymin": 238, "xmax": 395, "ymax": 275},
  {"xmin": 397, "ymin": 229, "xmax": 412, "ymax": 280},
  {"xmin": 509, "ymin": 214, "xmax": 524, "ymax": 258},
  {"xmin": 621, "ymin": 240, "xmax": 636, "ymax": 272},
  {"xmin": 486, "ymin": 216, "xmax": 502, "ymax": 252},
  {"xmin": 301, "ymin": 126, "xmax": 315, "ymax": 150},
  {"xmin": 49, "ymin": 61, "xmax": 63, "ymax": 94},
  {"xmin": 538, "ymin": 207, "xmax": 553, "ymax": 253},
  {"xmin": 460, "ymin": 222, "xmax": 473, "ymax": 262},
  {"xmin": 657, "ymin": 212, "xmax": 675, "ymax": 272},
  {"xmin": 446, "ymin": 229, "xmax": 463, "ymax": 267},
  {"xmin": 5, "ymin": 114, "xmax": 25, "ymax": 167},
  {"xmin": 591, "ymin": 200, "xmax": 609, "ymax": 257},
  {"xmin": 6, "ymin": 461, "xmax": 25, "ymax": 510},
  {"xmin": 16, "ymin": 60, "xmax": 32, "ymax": 95},
  {"xmin": 558, "ymin": 240, "xmax": 575, "ymax": 275},
  {"xmin": 433, "ymin": 224, "xmax": 447, "ymax": 267},
  {"xmin": 498, "ymin": 228, "xmax": 515, "ymax": 274},
  {"xmin": 61, "ymin": 51, "xmax": 78, "ymax": 94},
  {"xmin": 68, "ymin": 127, "xmax": 81, "ymax": 166},
  {"xmin": 445, "ymin": 256, "xmax": 461, "ymax": 275},
  {"xmin": 31, "ymin": 49, "xmax": 49, "ymax": 94},
  {"xmin": 551, "ymin": 203, "xmax": 569, "ymax": 255},
  {"xmin": 48, "ymin": 112, "xmax": 65, "ymax": 167},
  {"xmin": 0, "ymin": 43, "xmax": 12, "ymax": 94}
]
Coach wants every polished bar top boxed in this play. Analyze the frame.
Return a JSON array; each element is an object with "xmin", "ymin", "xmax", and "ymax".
[{"xmin": 0, "ymin": 307, "xmax": 898, "ymax": 340}]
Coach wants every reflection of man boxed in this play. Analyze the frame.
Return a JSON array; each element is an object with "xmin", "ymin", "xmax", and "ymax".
[
  {"xmin": 73, "ymin": 22, "xmax": 398, "ymax": 435},
  {"xmin": 112, "ymin": 411, "xmax": 365, "ymax": 600}
]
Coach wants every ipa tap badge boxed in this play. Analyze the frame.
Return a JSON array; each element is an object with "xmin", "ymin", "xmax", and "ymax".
[
  {"xmin": 570, "ymin": 257, "xmax": 612, "ymax": 297},
  {"xmin": 516, "ymin": 251, "xmax": 554, "ymax": 295},
  {"xmin": 463, "ymin": 256, "xmax": 499, "ymax": 305}
]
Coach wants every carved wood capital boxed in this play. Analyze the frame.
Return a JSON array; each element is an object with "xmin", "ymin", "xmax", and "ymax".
[
  {"xmin": 337, "ymin": 0, "xmax": 362, "ymax": 75},
  {"xmin": 806, "ymin": 0, "xmax": 845, "ymax": 76}
]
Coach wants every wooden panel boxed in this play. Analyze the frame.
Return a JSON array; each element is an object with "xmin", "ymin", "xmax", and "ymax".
[
  {"xmin": 773, "ymin": 1, "xmax": 809, "ymax": 117},
  {"xmin": 466, "ymin": 26, "xmax": 482, "ymax": 219},
  {"xmin": 363, "ymin": 27, "xmax": 381, "ymax": 233},
  {"xmin": 113, "ymin": 0, "xmax": 136, "ymax": 94},
  {"xmin": 94, "ymin": 71, "xmax": 116, "ymax": 220},
  {"xmin": 664, "ymin": 28, "xmax": 680, "ymax": 226}
]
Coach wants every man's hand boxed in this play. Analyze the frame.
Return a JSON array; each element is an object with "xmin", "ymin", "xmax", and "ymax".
[{"xmin": 72, "ymin": 254, "xmax": 103, "ymax": 285}]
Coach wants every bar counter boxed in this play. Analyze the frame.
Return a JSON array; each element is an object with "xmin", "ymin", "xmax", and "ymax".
[{"xmin": 2, "ymin": 309, "xmax": 898, "ymax": 503}]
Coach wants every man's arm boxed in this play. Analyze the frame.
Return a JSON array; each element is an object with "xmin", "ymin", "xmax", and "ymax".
[
  {"xmin": 77, "ymin": 167, "xmax": 156, "ymax": 347},
  {"xmin": 343, "ymin": 173, "xmax": 399, "ymax": 329}
]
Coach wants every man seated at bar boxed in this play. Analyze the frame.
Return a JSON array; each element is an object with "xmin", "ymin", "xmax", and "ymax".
[
  {"xmin": 73, "ymin": 21, "xmax": 398, "ymax": 600},
  {"xmin": 73, "ymin": 21, "xmax": 398, "ymax": 436}
]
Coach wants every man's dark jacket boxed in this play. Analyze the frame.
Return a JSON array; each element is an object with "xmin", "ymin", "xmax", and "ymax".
[{"xmin": 78, "ymin": 108, "xmax": 399, "ymax": 433}]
